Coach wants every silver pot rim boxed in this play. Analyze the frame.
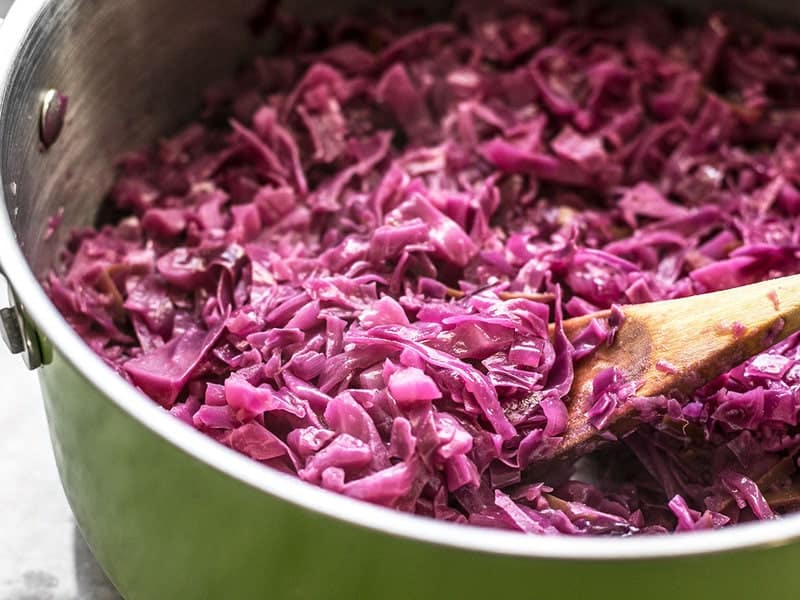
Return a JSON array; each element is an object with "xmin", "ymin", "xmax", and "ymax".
[{"xmin": 2, "ymin": 0, "xmax": 799, "ymax": 562}]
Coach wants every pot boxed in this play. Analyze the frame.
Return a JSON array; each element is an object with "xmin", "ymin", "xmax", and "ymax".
[{"xmin": 2, "ymin": 1, "xmax": 800, "ymax": 598}]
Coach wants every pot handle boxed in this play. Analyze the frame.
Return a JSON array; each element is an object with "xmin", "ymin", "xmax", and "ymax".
[{"xmin": 0, "ymin": 272, "xmax": 43, "ymax": 370}]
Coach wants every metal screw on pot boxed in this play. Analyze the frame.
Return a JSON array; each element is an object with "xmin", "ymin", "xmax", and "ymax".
[{"xmin": 39, "ymin": 88, "xmax": 67, "ymax": 149}]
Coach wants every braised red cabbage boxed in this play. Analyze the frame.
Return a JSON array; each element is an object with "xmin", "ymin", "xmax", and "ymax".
[{"xmin": 48, "ymin": 1, "xmax": 800, "ymax": 535}]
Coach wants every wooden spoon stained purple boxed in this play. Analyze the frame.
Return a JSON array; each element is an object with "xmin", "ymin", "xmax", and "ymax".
[{"xmin": 549, "ymin": 273, "xmax": 800, "ymax": 461}]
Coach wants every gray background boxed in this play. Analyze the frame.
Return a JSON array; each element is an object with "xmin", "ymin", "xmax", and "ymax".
[
  {"xmin": 0, "ymin": 1, "xmax": 121, "ymax": 597},
  {"xmin": 0, "ymin": 335, "xmax": 121, "ymax": 600}
]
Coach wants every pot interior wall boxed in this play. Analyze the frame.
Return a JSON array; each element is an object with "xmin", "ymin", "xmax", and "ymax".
[
  {"xmin": 0, "ymin": 0, "xmax": 437, "ymax": 277},
  {"xmin": 1, "ymin": 0, "xmax": 800, "ymax": 276}
]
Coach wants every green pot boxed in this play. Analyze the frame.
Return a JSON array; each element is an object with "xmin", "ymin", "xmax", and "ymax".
[{"xmin": 2, "ymin": 0, "xmax": 800, "ymax": 598}]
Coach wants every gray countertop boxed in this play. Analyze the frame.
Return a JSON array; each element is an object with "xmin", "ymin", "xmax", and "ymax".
[{"xmin": 0, "ymin": 303, "xmax": 122, "ymax": 599}]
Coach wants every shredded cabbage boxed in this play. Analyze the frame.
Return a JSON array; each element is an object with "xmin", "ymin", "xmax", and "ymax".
[{"xmin": 47, "ymin": 1, "xmax": 800, "ymax": 535}]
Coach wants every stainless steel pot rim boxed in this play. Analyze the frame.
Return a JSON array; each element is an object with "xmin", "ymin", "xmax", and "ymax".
[{"xmin": 3, "ymin": 0, "xmax": 800, "ymax": 562}]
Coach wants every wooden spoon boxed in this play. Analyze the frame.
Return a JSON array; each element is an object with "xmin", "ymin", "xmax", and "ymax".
[{"xmin": 547, "ymin": 273, "xmax": 800, "ymax": 462}]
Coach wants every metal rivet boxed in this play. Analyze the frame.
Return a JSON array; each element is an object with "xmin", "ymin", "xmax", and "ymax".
[{"xmin": 40, "ymin": 88, "xmax": 68, "ymax": 149}]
